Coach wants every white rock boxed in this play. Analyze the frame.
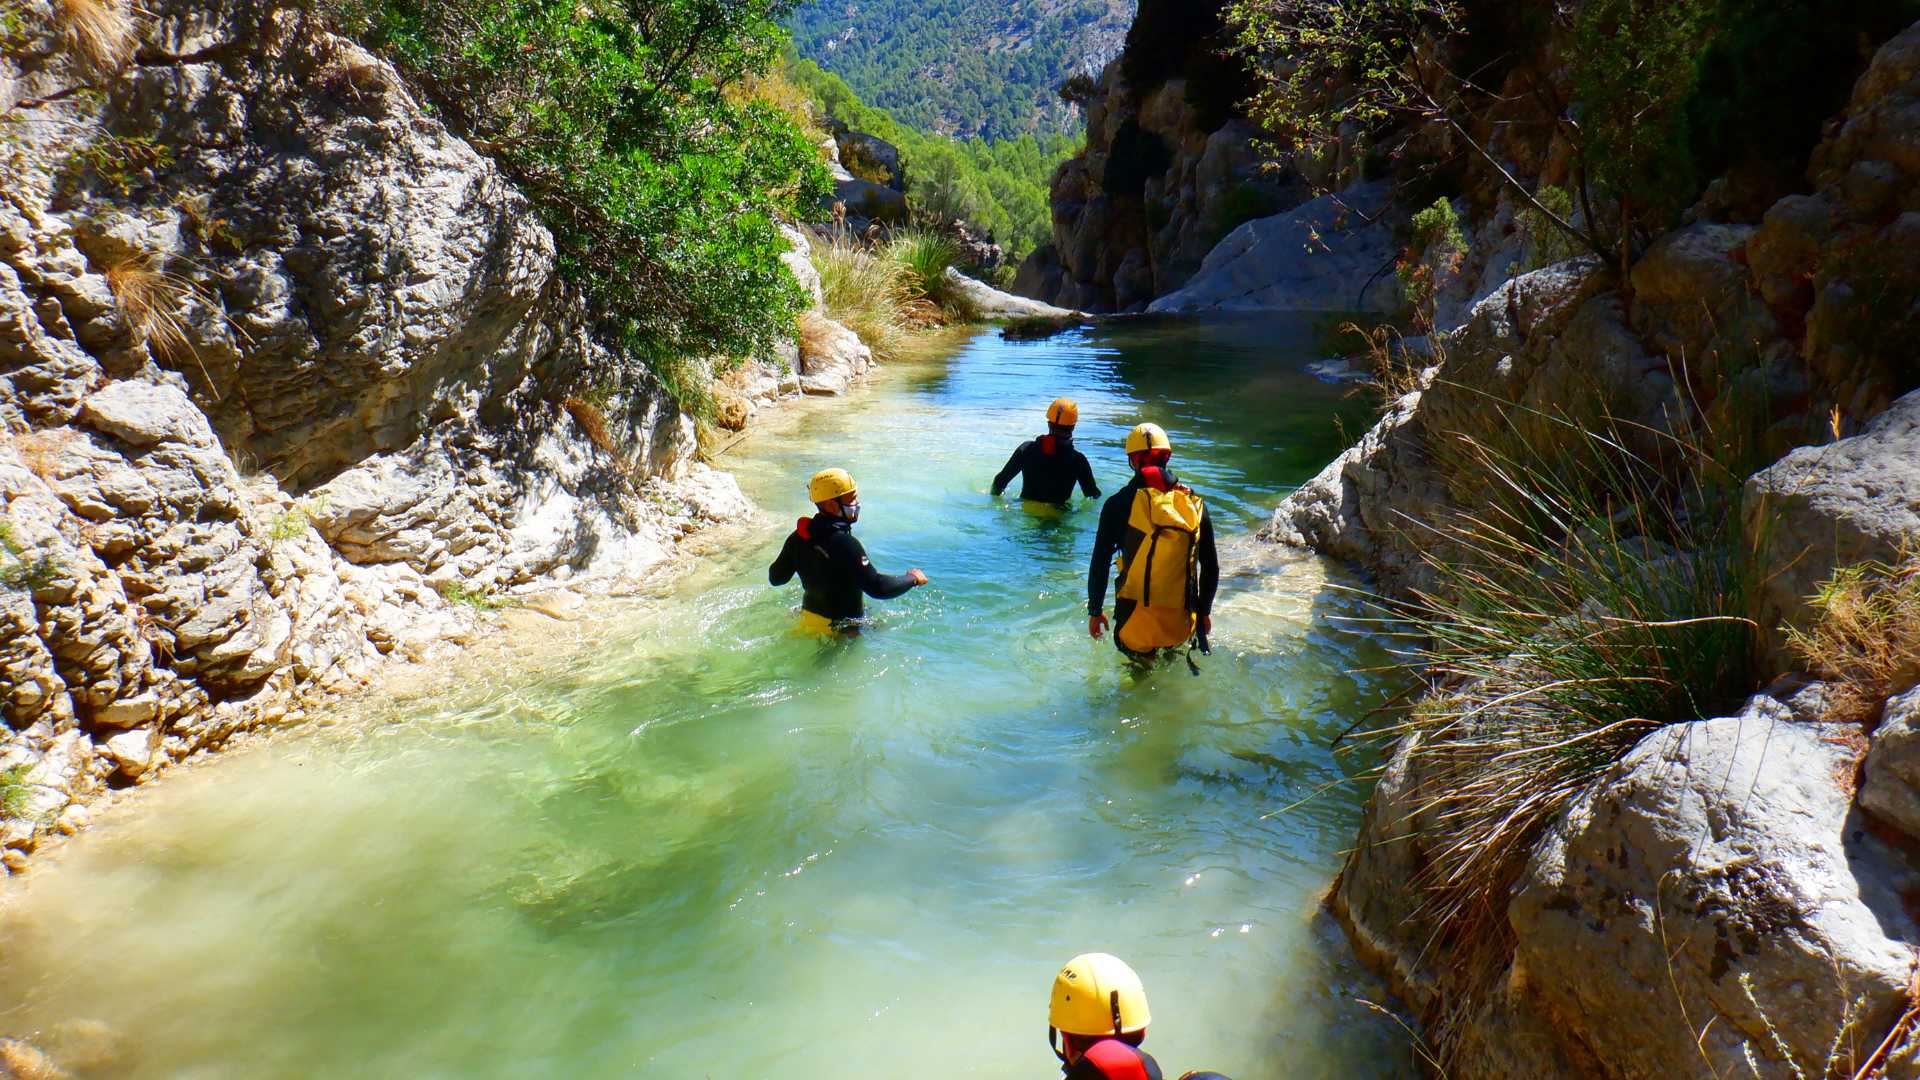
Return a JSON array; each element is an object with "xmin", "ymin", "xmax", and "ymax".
[{"xmin": 1148, "ymin": 182, "xmax": 1400, "ymax": 314}]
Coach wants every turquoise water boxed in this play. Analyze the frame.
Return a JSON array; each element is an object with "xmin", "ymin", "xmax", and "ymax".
[{"xmin": 0, "ymin": 317, "xmax": 1410, "ymax": 1078}]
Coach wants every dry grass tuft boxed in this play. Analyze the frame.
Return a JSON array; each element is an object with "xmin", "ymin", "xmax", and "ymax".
[
  {"xmin": 810, "ymin": 230, "xmax": 922, "ymax": 363},
  {"xmin": 54, "ymin": 0, "xmax": 136, "ymax": 77},
  {"xmin": 1348, "ymin": 320, "xmax": 1431, "ymax": 406},
  {"xmin": 1788, "ymin": 549, "xmax": 1920, "ymax": 724},
  {"xmin": 11, "ymin": 428, "xmax": 77, "ymax": 482},
  {"xmin": 103, "ymin": 251, "xmax": 226, "ymax": 397},
  {"xmin": 1348, "ymin": 402, "xmax": 1759, "ymax": 1070}
]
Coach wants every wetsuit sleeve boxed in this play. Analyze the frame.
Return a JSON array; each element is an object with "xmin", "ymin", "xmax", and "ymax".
[
  {"xmin": 841, "ymin": 533, "xmax": 919, "ymax": 600},
  {"xmin": 991, "ymin": 442, "xmax": 1030, "ymax": 496},
  {"xmin": 1076, "ymin": 451, "xmax": 1101, "ymax": 498},
  {"xmin": 1197, "ymin": 508, "xmax": 1220, "ymax": 618},
  {"xmin": 1087, "ymin": 493, "xmax": 1126, "ymax": 616},
  {"xmin": 768, "ymin": 533, "xmax": 796, "ymax": 586}
]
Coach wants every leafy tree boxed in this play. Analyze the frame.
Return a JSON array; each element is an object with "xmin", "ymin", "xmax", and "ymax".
[
  {"xmin": 321, "ymin": 0, "xmax": 831, "ymax": 403},
  {"xmin": 785, "ymin": 57, "xmax": 1077, "ymax": 261}
]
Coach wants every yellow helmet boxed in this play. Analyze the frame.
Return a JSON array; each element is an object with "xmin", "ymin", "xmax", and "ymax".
[
  {"xmin": 1049, "ymin": 952, "xmax": 1151, "ymax": 1037},
  {"xmin": 808, "ymin": 468, "xmax": 857, "ymax": 503},
  {"xmin": 1124, "ymin": 423, "xmax": 1171, "ymax": 455},
  {"xmin": 1047, "ymin": 398, "xmax": 1080, "ymax": 426}
]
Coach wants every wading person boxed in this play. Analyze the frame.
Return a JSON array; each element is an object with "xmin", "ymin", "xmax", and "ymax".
[
  {"xmin": 1046, "ymin": 952, "xmax": 1234, "ymax": 1080},
  {"xmin": 1086, "ymin": 423, "xmax": 1218, "ymax": 667},
  {"xmin": 769, "ymin": 467, "xmax": 927, "ymax": 632},
  {"xmin": 992, "ymin": 398, "xmax": 1101, "ymax": 506}
]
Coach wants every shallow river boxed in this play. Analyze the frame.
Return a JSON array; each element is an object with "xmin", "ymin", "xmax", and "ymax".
[{"xmin": 1, "ymin": 317, "xmax": 1411, "ymax": 1078}]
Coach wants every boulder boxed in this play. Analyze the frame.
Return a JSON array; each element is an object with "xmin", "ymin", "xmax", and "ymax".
[
  {"xmin": 797, "ymin": 316, "xmax": 872, "ymax": 396},
  {"xmin": 1745, "ymin": 388, "xmax": 1920, "ymax": 641},
  {"xmin": 833, "ymin": 130, "xmax": 904, "ymax": 191},
  {"xmin": 1861, "ymin": 686, "xmax": 1920, "ymax": 836},
  {"xmin": 940, "ymin": 269, "xmax": 1083, "ymax": 321},
  {"xmin": 1508, "ymin": 694, "xmax": 1920, "ymax": 1079},
  {"xmin": 1147, "ymin": 184, "xmax": 1400, "ymax": 314}
]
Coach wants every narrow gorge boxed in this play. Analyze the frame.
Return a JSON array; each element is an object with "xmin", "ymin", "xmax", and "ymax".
[{"xmin": 4, "ymin": 0, "xmax": 1920, "ymax": 1077}]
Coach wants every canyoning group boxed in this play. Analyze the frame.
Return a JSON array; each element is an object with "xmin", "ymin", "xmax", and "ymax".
[
  {"xmin": 771, "ymin": 398, "xmax": 1219, "ymax": 664},
  {"xmin": 769, "ymin": 400, "xmax": 1231, "ymax": 1079}
]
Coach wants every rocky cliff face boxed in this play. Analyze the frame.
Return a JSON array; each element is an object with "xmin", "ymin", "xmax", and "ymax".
[
  {"xmin": 1269, "ymin": 20, "xmax": 1920, "ymax": 1077},
  {"xmin": 0, "ymin": 0, "xmax": 761, "ymax": 864},
  {"xmin": 1012, "ymin": 0, "xmax": 1298, "ymax": 312}
]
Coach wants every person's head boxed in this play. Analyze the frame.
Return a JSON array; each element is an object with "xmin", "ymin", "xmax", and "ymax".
[
  {"xmin": 1123, "ymin": 423, "xmax": 1172, "ymax": 473},
  {"xmin": 1047, "ymin": 952, "xmax": 1150, "ymax": 1064},
  {"xmin": 1047, "ymin": 398, "xmax": 1079, "ymax": 440},
  {"xmin": 808, "ymin": 467, "xmax": 859, "ymax": 522}
]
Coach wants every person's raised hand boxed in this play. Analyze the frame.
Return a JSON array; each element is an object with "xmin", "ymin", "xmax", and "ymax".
[
  {"xmin": 1088, "ymin": 613, "xmax": 1108, "ymax": 639},
  {"xmin": 908, "ymin": 568, "xmax": 929, "ymax": 586}
]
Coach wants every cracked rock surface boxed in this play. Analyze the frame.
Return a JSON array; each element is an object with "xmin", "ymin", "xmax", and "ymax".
[{"xmin": 0, "ymin": 0, "xmax": 759, "ymax": 862}]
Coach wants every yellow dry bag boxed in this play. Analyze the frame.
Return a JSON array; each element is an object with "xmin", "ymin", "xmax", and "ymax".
[{"xmin": 1114, "ymin": 484, "xmax": 1204, "ymax": 653}]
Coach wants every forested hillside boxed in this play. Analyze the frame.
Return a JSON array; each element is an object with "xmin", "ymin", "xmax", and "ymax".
[
  {"xmin": 789, "ymin": 0, "xmax": 1134, "ymax": 140},
  {"xmin": 785, "ymin": 58, "xmax": 1077, "ymax": 262}
]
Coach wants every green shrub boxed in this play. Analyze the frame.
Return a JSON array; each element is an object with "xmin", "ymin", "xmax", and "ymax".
[
  {"xmin": 317, "ymin": 0, "xmax": 831, "ymax": 407},
  {"xmin": 886, "ymin": 227, "xmax": 977, "ymax": 321},
  {"xmin": 1518, "ymin": 185, "xmax": 1581, "ymax": 271},
  {"xmin": 0, "ymin": 517, "xmax": 59, "ymax": 593},
  {"xmin": 0, "ymin": 764, "xmax": 31, "ymax": 820}
]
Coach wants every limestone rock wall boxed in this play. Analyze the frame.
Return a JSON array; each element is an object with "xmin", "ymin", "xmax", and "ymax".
[
  {"xmin": 1012, "ymin": 0, "xmax": 1298, "ymax": 312},
  {"xmin": 0, "ymin": 0, "xmax": 756, "ymax": 862},
  {"xmin": 1271, "ymin": 19, "xmax": 1920, "ymax": 1078}
]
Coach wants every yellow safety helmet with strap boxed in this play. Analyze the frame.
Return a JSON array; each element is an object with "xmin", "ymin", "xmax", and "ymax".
[
  {"xmin": 1049, "ymin": 952, "xmax": 1151, "ymax": 1038},
  {"xmin": 808, "ymin": 468, "xmax": 857, "ymax": 504},
  {"xmin": 1047, "ymin": 398, "xmax": 1080, "ymax": 426},
  {"xmin": 1123, "ymin": 423, "xmax": 1171, "ymax": 455}
]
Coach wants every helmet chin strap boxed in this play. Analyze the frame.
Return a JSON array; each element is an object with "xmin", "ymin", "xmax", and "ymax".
[
  {"xmin": 1049, "ymin": 1026, "xmax": 1067, "ymax": 1064},
  {"xmin": 1111, "ymin": 990, "xmax": 1123, "ymax": 1036}
]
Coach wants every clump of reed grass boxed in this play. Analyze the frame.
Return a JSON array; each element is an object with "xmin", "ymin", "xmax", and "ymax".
[
  {"xmin": 1352, "ymin": 399, "xmax": 1759, "ymax": 1066},
  {"xmin": 885, "ymin": 226, "xmax": 979, "ymax": 323},
  {"xmin": 811, "ymin": 230, "xmax": 922, "ymax": 363},
  {"xmin": 54, "ymin": 0, "xmax": 135, "ymax": 77},
  {"xmin": 1787, "ymin": 549, "xmax": 1920, "ymax": 724}
]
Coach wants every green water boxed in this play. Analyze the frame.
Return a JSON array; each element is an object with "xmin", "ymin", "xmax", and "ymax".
[{"xmin": 1, "ymin": 317, "xmax": 1410, "ymax": 1078}]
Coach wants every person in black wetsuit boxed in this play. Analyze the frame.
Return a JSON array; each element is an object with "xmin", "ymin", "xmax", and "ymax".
[
  {"xmin": 992, "ymin": 398, "xmax": 1101, "ymax": 505},
  {"xmin": 1086, "ymin": 423, "xmax": 1219, "ymax": 661},
  {"xmin": 768, "ymin": 467, "xmax": 927, "ymax": 630},
  {"xmin": 1046, "ymin": 953, "xmax": 1234, "ymax": 1080}
]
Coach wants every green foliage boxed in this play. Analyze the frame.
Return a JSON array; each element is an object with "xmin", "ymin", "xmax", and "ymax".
[
  {"xmin": 1226, "ymin": 0, "xmax": 1462, "ymax": 171},
  {"xmin": 0, "ymin": 517, "xmax": 59, "ymax": 593},
  {"xmin": 1518, "ymin": 185, "xmax": 1581, "ymax": 271},
  {"xmin": 785, "ymin": 57, "xmax": 1076, "ymax": 261},
  {"xmin": 1397, "ymin": 197, "xmax": 1466, "ymax": 314},
  {"xmin": 1409, "ymin": 197, "xmax": 1464, "ymax": 255},
  {"xmin": 886, "ymin": 227, "xmax": 977, "ymax": 320},
  {"xmin": 1569, "ymin": 0, "xmax": 1714, "ymax": 247},
  {"xmin": 1685, "ymin": 0, "xmax": 1920, "ymax": 187},
  {"xmin": 322, "ymin": 0, "xmax": 831, "ymax": 403},
  {"xmin": 436, "ymin": 580, "xmax": 512, "ymax": 611},
  {"xmin": 60, "ymin": 134, "xmax": 174, "ymax": 196},
  {"xmin": 786, "ymin": 0, "xmax": 1132, "ymax": 141},
  {"xmin": 0, "ymin": 765, "xmax": 32, "ymax": 821}
]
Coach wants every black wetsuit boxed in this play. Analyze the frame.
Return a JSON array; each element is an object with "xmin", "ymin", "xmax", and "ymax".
[
  {"xmin": 1086, "ymin": 470, "xmax": 1220, "ymax": 653},
  {"xmin": 1061, "ymin": 1039, "xmax": 1164, "ymax": 1080},
  {"xmin": 768, "ymin": 513, "xmax": 918, "ymax": 621},
  {"xmin": 992, "ymin": 434, "xmax": 1100, "ymax": 504}
]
